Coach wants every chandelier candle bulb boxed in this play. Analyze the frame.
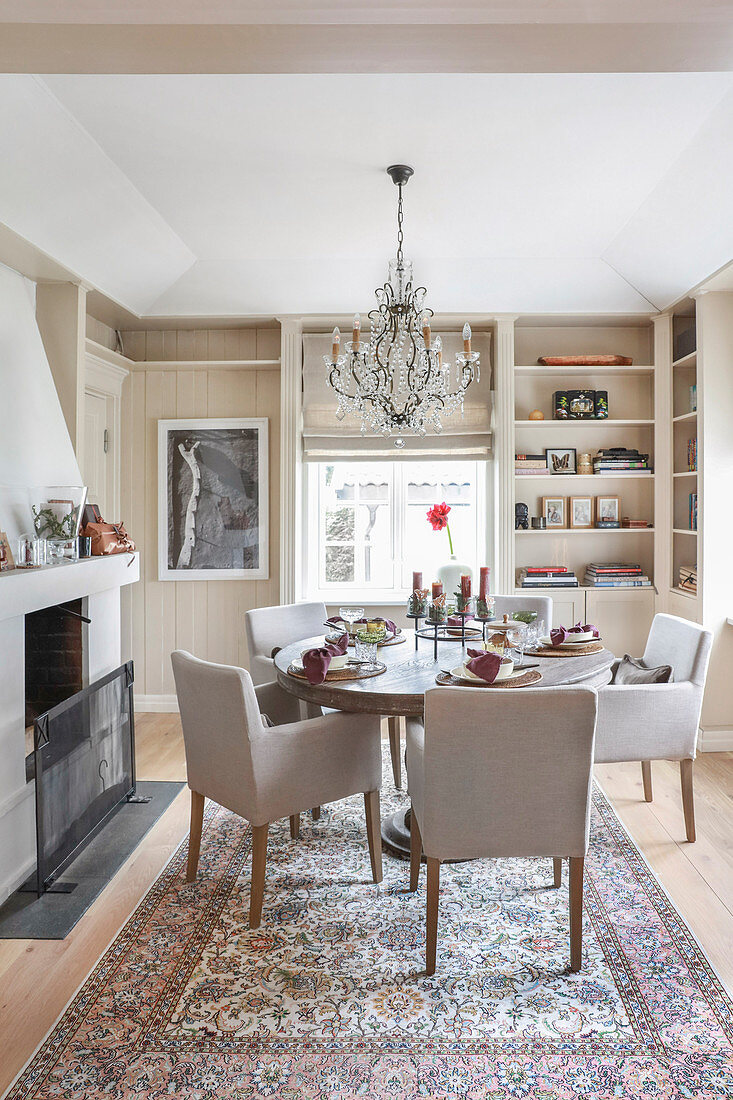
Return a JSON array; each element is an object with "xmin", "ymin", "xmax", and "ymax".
[
  {"xmin": 352, "ymin": 314, "xmax": 361, "ymax": 350},
  {"xmin": 434, "ymin": 334, "xmax": 443, "ymax": 368},
  {"xmin": 463, "ymin": 322, "xmax": 472, "ymax": 358},
  {"xmin": 422, "ymin": 313, "xmax": 432, "ymax": 349},
  {"xmin": 331, "ymin": 326, "xmax": 340, "ymax": 361}
]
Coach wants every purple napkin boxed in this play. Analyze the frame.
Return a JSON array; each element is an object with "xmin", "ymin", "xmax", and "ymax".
[
  {"xmin": 549, "ymin": 622, "xmax": 600, "ymax": 647},
  {"xmin": 465, "ymin": 649, "xmax": 503, "ymax": 683},
  {"xmin": 447, "ymin": 616, "xmax": 464, "ymax": 628},
  {"xmin": 301, "ymin": 633, "xmax": 348, "ymax": 685},
  {"xmin": 326, "ymin": 615, "xmax": 346, "ymax": 626}
]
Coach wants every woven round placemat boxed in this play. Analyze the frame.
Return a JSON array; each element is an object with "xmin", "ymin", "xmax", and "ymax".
[
  {"xmin": 435, "ymin": 669, "xmax": 543, "ymax": 689},
  {"xmin": 287, "ymin": 661, "xmax": 387, "ymax": 682},
  {"xmin": 533, "ymin": 640, "xmax": 604, "ymax": 658}
]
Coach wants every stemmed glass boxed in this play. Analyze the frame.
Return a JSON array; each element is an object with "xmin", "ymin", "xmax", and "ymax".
[
  {"xmin": 505, "ymin": 621, "xmax": 528, "ymax": 666},
  {"xmin": 339, "ymin": 606, "xmax": 364, "ymax": 636}
]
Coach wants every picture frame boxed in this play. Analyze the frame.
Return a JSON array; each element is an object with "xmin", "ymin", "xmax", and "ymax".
[
  {"xmin": 0, "ymin": 530, "xmax": 15, "ymax": 571},
  {"xmin": 569, "ymin": 495, "xmax": 594, "ymax": 529},
  {"xmin": 545, "ymin": 446, "xmax": 577, "ymax": 475},
  {"xmin": 158, "ymin": 418, "xmax": 269, "ymax": 581},
  {"xmin": 596, "ymin": 495, "xmax": 620, "ymax": 524},
  {"xmin": 542, "ymin": 496, "xmax": 567, "ymax": 529}
]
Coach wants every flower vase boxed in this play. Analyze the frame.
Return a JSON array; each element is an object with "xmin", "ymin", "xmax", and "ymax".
[{"xmin": 437, "ymin": 556, "xmax": 472, "ymax": 598}]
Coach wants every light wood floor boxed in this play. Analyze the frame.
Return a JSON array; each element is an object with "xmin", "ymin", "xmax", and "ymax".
[{"xmin": 0, "ymin": 713, "xmax": 731, "ymax": 1094}]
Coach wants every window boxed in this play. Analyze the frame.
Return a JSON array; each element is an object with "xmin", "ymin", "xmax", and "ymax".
[{"xmin": 305, "ymin": 460, "xmax": 486, "ymax": 600}]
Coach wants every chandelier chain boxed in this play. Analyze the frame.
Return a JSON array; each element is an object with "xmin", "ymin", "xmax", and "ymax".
[{"xmin": 396, "ymin": 184, "xmax": 404, "ymax": 265}]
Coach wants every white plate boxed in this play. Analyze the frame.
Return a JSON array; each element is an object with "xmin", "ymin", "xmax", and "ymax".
[
  {"xmin": 540, "ymin": 635, "xmax": 602, "ymax": 648},
  {"xmin": 448, "ymin": 664, "xmax": 522, "ymax": 684}
]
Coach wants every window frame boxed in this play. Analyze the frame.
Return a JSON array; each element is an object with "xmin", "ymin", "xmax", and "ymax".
[{"xmin": 303, "ymin": 459, "xmax": 488, "ymax": 604}]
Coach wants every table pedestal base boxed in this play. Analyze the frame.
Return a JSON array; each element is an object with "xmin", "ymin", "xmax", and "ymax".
[{"xmin": 381, "ymin": 807, "xmax": 412, "ymax": 859}]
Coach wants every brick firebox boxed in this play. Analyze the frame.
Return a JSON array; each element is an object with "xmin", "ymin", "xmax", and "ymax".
[{"xmin": 25, "ymin": 600, "xmax": 84, "ymax": 727}]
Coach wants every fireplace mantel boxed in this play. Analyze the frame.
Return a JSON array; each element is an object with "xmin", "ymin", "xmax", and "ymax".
[{"xmin": 0, "ymin": 552, "xmax": 140, "ymax": 622}]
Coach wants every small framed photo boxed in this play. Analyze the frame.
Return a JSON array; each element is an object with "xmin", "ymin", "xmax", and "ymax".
[
  {"xmin": 596, "ymin": 495, "xmax": 620, "ymax": 524},
  {"xmin": 570, "ymin": 496, "xmax": 594, "ymax": 529},
  {"xmin": 546, "ymin": 447, "xmax": 577, "ymax": 475},
  {"xmin": 542, "ymin": 496, "xmax": 567, "ymax": 529},
  {"xmin": 0, "ymin": 531, "xmax": 15, "ymax": 571}
]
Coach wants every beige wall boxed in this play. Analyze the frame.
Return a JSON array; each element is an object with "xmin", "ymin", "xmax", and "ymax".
[{"xmin": 117, "ymin": 326, "xmax": 280, "ymax": 705}]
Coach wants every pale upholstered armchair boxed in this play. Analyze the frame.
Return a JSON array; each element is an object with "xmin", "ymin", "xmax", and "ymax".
[
  {"xmin": 492, "ymin": 594, "xmax": 553, "ymax": 627},
  {"xmin": 595, "ymin": 613, "xmax": 713, "ymax": 842},
  {"xmin": 244, "ymin": 601, "xmax": 327, "ymax": 686},
  {"xmin": 171, "ymin": 651, "xmax": 383, "ymax": 928},
  {"xmin": 407, "ymin": 685, "xmax": 597, "ymax": 975}
]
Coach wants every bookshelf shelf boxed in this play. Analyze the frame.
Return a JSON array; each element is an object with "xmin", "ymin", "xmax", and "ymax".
[
  {"xmin": 514, "ymin": 418, "xmax": 654, "ymax": 428},
  {"xmin": 673, "ymin": 528, "xmax": 698, "ymax": 536},
  {"xmin": 672, "ymin": 350, "xmax": 697, "ymax": 369},
  {"xmin": 514, "ymin": 365, "xmax": 654, "ymax": 378},
  {"xmin": 515, "ymin": 473, "xmax": 654, "ymax": 482},
  {"xmin": 516, "ymin": 528, "xmax": 654, "ymax": 536},
  {"xmin": 673, "ymin": 411, "xmax": 697, "ymax": 423},
  {"xmin": 670, "ymin": 586, "xmax": 697, "ymax": 601},
  {"xmin": 673, "ymin": 470, "xmax": 697, "ymax": 478}
]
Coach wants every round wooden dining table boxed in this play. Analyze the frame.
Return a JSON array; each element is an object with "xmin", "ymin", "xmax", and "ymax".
[{"xmin": 274, "ymin": 630, "xmax": 615, "ymax": 856}]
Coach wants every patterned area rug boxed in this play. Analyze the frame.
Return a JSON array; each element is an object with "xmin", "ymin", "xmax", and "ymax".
[{"xmin": 7, "ymin": 749, "xmax": 733, "ymax": 1099}]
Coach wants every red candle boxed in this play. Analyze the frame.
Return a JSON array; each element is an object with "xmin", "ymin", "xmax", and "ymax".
[
  {"xmin": 479, "ymin": 566, "xmax": 490, "ymax": 601},
  {"xmin": 460, "ymin": 574, "xmax": 471, "ymax": 598},
  {"xmin": 412, "ymin": 570, "xmax": 423, "ymax": 592},
  {"xmin": 432, "ymin": 580, "xmax": 443, "ymax": 600}
]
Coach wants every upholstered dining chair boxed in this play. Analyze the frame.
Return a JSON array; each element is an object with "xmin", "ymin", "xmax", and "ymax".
[
  {"xmin": 171, "ymin": 650, "xmax": 383, "ymax": 928},
  {"xmin": 407, "ymin": 685, "xmax": 597, "ymax": 975},
  {"xmin": 594, "ymin": 613, "xmax": 713, "ymax": 842},
  {"xmin": 244, "ymin": 601, "xmax": 328, "ymax": 686},
  {"xmin": 245, "ymin": 600, "xmax": 405, "ymax": 793},
  {"xmin": 491, "ymin": 594, "xmax": 553, "ymax": 627}
]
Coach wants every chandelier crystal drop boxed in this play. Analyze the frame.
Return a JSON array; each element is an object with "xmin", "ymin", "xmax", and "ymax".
[{"xmin": 324, "ymin": 164, "xmax": 480, "ymax": 446}]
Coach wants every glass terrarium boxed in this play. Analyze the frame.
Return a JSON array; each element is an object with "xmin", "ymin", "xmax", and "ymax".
[{"xmin": 29, "ymin": 486, "xmax": 87, "ymax": 543}]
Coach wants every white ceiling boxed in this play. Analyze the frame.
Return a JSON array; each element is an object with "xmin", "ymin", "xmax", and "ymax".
[{"xmin": 2, "ymin": 72, "xmax": 733, "ymax": 316}]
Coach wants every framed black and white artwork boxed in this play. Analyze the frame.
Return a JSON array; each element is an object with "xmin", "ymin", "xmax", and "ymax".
[{"xmin": 158, "ymin": 418, "xmax": 268, "ymax": 580}]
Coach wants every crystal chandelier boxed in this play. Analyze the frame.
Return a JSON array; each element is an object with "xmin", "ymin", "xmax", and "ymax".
[{"xmin": 324, "ymin": 164, "xmax": 480, "ymax": 448}]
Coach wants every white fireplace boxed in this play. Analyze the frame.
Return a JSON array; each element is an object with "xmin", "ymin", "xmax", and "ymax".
[{"xmin": 0, "ymin": 262, "xmax": 140, "ymax": 904}]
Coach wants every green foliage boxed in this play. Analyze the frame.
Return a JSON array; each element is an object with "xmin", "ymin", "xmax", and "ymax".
[{"xmin": 32, "ymin": 505, "xmax": 78, "ymax": 539}]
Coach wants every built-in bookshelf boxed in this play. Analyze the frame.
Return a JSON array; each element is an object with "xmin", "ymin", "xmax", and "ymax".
[
  {"xmin": 669, "ymin": 302, "xmax": 699, "ymax": 608},
  {"xmin": 511, "ymin": 319, "xmax": 657, "ymax": 653}
]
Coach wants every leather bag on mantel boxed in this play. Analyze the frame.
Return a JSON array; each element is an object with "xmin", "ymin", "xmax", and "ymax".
[{"xmin": 81, "ymin": 522, "xmax": 136, "ymax": 555}]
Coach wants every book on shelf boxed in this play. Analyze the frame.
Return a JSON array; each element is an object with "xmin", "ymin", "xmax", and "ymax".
[
  {"xmin": 687, "ymin": 438, "xmax": 697, "ymax": 471},
  {"xmin": 689, "ymin": 492, "xmax": 698, "ymax": 531},
  {"xmin": 583, "ymin": 577, "xmax": 652, "ymax": 587},
  {"xmin": 525, "ymin": 565, "xmax": 569, "ymax": 573},
  {"xmin": 517, "ymin": 568, "xmax": 578, "ymax": 588},
  {"xmin": 678, "ymin": 563, "xmax": 698, "ymax": 594},
  {"xmin": 622, "ymin": 518, "xmax": 652, "ymax": 528},
  {"xmin": 587, "ymin": 562, "xmax": 643, "ymax": 574}
]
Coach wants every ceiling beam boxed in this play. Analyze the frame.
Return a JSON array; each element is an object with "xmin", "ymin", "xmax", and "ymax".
[{"xmin": 0, "ymin": 22, "xmax": 732, "ymax": 74}]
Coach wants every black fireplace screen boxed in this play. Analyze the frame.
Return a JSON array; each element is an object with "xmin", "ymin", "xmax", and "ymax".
[{"xmin": 32, "ymin": 661, "xmax": 136, "ymax": 894}]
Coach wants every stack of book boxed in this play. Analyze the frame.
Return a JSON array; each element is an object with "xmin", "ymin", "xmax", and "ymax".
[
  {"xmin": 515, "ymin": 452, "xmax": 548, "ymax": 476},
  {"xmin": 517, "ymin": 566, "xmax": 579, "ymax": 589},
  {"xmin": 621, "ymin": 518, "xmax": 652, "ymax": 528},
  {"xmin": 593, "ymin": 448, "xmax": 652, "ymax": 475},
  {"xmin": 687, "ymin": 438, "xmax": 697, "ymax": 471},
  {"xmin": 679, "ymin": 564, "xmax": 697, "ymax": 594},
  {"xmin": 584, "ymin": 563, "xmax": 652, "ymax": 588},
  {"xmin": 689, "ymin": 491, "xmax": 698, "ymax": 530}
]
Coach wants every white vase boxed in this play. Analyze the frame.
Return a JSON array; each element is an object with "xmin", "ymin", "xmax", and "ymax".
[{"xmin": 436, "ymin": 556, "xmax": 473, "ymax": 598}]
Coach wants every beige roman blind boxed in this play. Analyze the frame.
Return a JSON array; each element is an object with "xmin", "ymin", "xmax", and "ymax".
[{"xmin": 302, "ymin": 330, "xmax": 492, "ymax": 460}]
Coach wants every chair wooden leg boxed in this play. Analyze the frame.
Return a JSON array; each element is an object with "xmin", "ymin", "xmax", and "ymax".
[
  {"xmin": 641, "ymin": 760, "xmax": 653, "ymax": 802},
  {"xmin": 410, "ymin": 806, "xmax": 423, "ymax": 892},
  {"xmin": 289, "ymin": 813, "xmax": 300, "ymax": 840},
  {"xmin": 388, "ymin": 716, "xmax": 402, "ymax": 789},
  {"xmin": 249, "ymin": 823, "xmax": 269, "ymax": 929},
  {"xmin": 569, "ymin": 856, "xmax": 584, "ymax": 972},
  {"xmin": 426, "ymin": 857, "xmax": 441, "ymax": 976},
  {"xmin": 364, "ymin": 789, "xmax": 383, "ymax": 884},
  {"xmin": 680, "ymin": 758, "xmax": 696, "ymax": 842},
  {"xmin": 311, "ymin": 806, "xmax": 321, "ymax": 820},
  {"xmin": 553, "ymin": 857, "xmax": 563, "ymax": 888},
  {"xmin": 186, "ymin": 791, "xmax": 205, "ymax": 882}
]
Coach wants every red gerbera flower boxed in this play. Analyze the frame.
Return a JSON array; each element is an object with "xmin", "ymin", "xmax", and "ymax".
[{"xmin": 426, "ymin": 502, "xmax": 451, "ymax": 531}]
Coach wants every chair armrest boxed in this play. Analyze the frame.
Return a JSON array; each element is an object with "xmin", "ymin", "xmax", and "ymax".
[
  {"xmin": 254, "ymin": 679, "xmax": 302, "ymax": 727},
  {"xmin": 596, "ymin": 680, "xmax": 701, "ymax": 763}
]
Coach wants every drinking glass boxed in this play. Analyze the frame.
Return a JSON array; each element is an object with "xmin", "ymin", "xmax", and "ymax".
[
  {"xmin": 339, "ymin": 606, "xmax": 364, "ymax": 635},
  {"xmin": 505, "ymin": 621, "xmax": 527, "ymax": 665},
  {"xmin": 532, "ymin": 619, "xmax": 546, "ymax": 649},
  {"xmin": 354, "ymin": 632, "xmax": 379, "ymax": 670}
]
